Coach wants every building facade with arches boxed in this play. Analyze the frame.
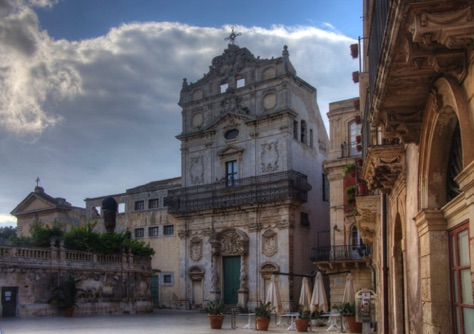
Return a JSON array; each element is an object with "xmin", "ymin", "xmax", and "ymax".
[{"xmin": 356, "ymin": 1, "xmax": 474, "ymax": 333}]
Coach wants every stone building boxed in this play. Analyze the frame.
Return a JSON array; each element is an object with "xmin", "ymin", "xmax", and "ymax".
[
  {"xmin": 11, "ymin": 185, "xmax": 86, "ymax": 236},
  {"xmin": 165, "ymin": 42, "xmax": 329, "ymax": 311},
  {"xmin": 84, "ymin": 177, "xmax": 182, "ymax": 309},
  {"xmin": 357, "ymin": 0, "xmax": 474, "ymax": 333},
  {"xmin": 315, "ymin": 97, "xmax": 372, "ymax": 306}
]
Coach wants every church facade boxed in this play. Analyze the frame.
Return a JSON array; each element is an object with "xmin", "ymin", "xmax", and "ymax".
[{"xmin": 165, "ymin": 42, "xmax": 329, "ymax": 311}]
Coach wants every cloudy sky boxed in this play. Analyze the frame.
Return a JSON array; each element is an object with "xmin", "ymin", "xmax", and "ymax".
[{"xmin": 0, "ymin": 0, "xmax": 361, "ymax": 227}]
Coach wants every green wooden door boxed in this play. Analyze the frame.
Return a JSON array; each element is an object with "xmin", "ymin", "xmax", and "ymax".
[{"xmin": 223, "ymin": 256, "xmax": 240, "ymax": 304}]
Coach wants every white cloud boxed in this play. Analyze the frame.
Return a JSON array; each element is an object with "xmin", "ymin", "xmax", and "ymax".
[{"xmin": 0, "ymin": 2, "xmax": 359, "ymax": 221}]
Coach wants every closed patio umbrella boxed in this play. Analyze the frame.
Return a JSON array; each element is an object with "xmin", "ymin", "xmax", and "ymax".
[
  {"xmin": 342, "ymin": 273, "xmax": 355, "ymax": 305},
  {"xmin": 265, "ymin": 275, "xmax": 283, "ymax": 326},
  {"xmin": 299, "ymin": 277, "xmax": 312, "ymax": 311},
  {"xmin": 310, "ymin": 272, "xmax": 328, "ymax": 313}
]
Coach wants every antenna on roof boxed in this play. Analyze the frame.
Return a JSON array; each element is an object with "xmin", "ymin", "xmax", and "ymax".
[{"xmin": 225, "ymin": 27, "xmax": 242, "ymax": 45}]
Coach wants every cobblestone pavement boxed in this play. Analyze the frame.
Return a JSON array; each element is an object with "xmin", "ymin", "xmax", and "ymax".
[{"xmin": 0, "ymin": 309, "xmax": 333, "ymax": 334}]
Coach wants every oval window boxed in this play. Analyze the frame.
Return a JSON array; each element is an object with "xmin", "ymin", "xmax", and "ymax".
[{"xmin": 224, "ymin": 129, "xmax": 239, "ymax": 140}]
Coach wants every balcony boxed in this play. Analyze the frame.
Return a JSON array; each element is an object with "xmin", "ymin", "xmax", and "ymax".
[
  {"xmin": 165, "ymin": 170, "xmax": 311, "ymax": 215},
  {"xmin": 367, "ymin": 1, "xmax": 473, "ymax": 144},
  {"xmin": 311, "ymin": 244, "xmax": 372, "ymax": 271}
]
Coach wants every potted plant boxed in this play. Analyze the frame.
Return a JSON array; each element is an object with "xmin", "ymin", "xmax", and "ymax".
[
  {"xmin": 294, "ymin": 306, "xmax": 311, "ymax": 332},
  {"xmin": 254, "ymin": 301, "xmax": 274, "ymax": 331},
  {"xmin": 341, "ymin": 302, "xmax": 362, "ymax": 333},
  {"xmin": 205, "ymin": 300, "xmax": 225, "ymax": 329},
  {"xmin": 310, "ymin": 311, "xmax": 321, "ymax": 327},
  {"xmin": 49, "ymin": 275, "xmax": 85, "ymax": 317}
]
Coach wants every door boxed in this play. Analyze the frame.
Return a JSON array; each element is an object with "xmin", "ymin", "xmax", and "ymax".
[
  {"xmin": 223, "ymin": 256, "xmax": 240, "ymax": 304},
  {"xmin": 2, "ymin": 287, "xmax": 18, "ymax": 317},
  {"xmin": 150, "ymin": 276, "xmax": 159, "ymax": 308}
]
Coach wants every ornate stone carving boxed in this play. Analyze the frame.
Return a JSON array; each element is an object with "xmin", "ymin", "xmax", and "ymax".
[
  {"xmin": 190, "ymin": 236, "xmax": 203, "ymax": 261},
  {"xmin": 262, "ymin": 229, "xmax": 277, "ymax": 257},
  {"xmin": 210, "ymin": 44, "xmax": 259, "ymax": 77},
  {"xmin": 188, "ymin": 266, "xmax": 205, "ymax": 281},
  {"xmin": 208, "ymin": 228, "xmax": 249, "ymax": 256},
  {"xmin": 190, "ymin": 155, "xmax": 204, "ymax": 185},
  {"xmin": 260, "ymin": 141, "xmax": 279, "ymax": 173},
  {"xmin": 239, "ymin": 256, "xmax": 248, "ymax": 291},
  {"xmin": 412, "ymin": 6, "xmax": 474, "ymax": 49}
]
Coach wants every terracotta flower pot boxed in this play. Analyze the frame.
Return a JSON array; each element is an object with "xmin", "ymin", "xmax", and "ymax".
[
  {"xmin": 256, "ymin": 317, "xmax": 271, "ymax": 331},
  {"xmin": 295, "ymin": 319, "xmax": 310, "ymax": 332},
  {"xmin": 344, "ymin": 316, "xmax": 362, "ymax": 333},
  {"xmin": 208, "ymin": 314, "xmax": 225, "ymax": 329}
]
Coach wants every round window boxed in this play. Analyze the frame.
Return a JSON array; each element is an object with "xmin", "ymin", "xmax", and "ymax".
[{"xmin": 224, "ymin": 129, "xmax": 239, "ymax": 140}]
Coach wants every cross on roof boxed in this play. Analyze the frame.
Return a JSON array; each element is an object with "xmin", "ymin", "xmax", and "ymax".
[{"xmin": 225, "ymin": 27, "xmax": 242, "ymax": 45}]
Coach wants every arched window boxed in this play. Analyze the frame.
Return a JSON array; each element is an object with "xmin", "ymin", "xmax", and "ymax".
[{"xmin": 447, "ymin": 122, "xmax": 462, "ymax": 201}]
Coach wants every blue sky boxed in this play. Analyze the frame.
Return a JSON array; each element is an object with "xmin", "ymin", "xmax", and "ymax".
[{"xmin": 0, "ymin": 0, "xmax": 361, "ymax": 227}]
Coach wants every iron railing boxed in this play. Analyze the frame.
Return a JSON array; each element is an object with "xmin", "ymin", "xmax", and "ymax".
[
  {"xmin": 165, "ymin": 170, "xmax": 311, "ymax": 214},
  {"xmin": 310, "ymin": 244, "xmax": 372, "ymax": 262}
]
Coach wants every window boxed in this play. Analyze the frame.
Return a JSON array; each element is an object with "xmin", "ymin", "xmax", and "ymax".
[
  {"xmin": 236, "ymin": 76, "xmax": 245, "ymax": 88},
  {"xmin": 134, "ymin": 228, "xmax": 144, "ymax": 238},
  {"xmin": 349, "ymin": 121, "xmax": 362, "ymax": 156},
  {"xmin": 148, "ymin": 198, "xmax": 159, "ymax": 209},
  {"xmin": 300, "ymin": 212, "xmax": 309, "ymax": 226},
  {"xmin": 224, "ymin": 129, "xmax": 239, "ymax": 140},
  {"xmin": 149, "ymin": 226, "xmax": 159, "ymax": 237},
  {"xmin": 293, "ymin": 121, "xmax": 298, "ymax": 139},
  {"xmin": 220, "ymin": 82, "xmax": 228, "ymax": 93},
  {"xmin": 118, "ymin": 203, "xmax": 125, "ymax": 213},
  {"xmin": 161, "ymin": 272, "xmax": 174, "ymax": 286},
  {"xmin": 163, "ymin": 225, "xmax": 174, "ymax": 236},
  {"xmin": 134, "ymin": 200, "xmax": 144, "ymax": 211},
  {"xmin": 450, "ymin": 223, "xmax": 474, "ymax": 334},
  {"xmin": 300, "ymin": 120, "xmax": 307, "ymax": 144},
  {"xmin": 322, "ymin": 173, "xmax": 330, "ymax": 202},
  {"xmin": 162, "ymin": 197, "xmax": 168, "ymax": 207},
  {"xmin": 226, "ymin": 160, "xmax": 238, "ymax": 186}
]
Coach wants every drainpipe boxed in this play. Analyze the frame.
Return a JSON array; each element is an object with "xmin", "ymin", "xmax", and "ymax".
[{"xmin": 382, "ymin": 193, "xmax": 389, "ymax": 332}]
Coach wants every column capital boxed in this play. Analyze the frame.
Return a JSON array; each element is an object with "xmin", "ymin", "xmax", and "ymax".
[{"xmin": 414, "ymin": 208, "xmax": 446, "ymax": 237}]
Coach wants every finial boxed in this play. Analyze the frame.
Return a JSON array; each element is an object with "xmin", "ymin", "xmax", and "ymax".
[
  {"xmin": 36, "ymin": 177, "xmax": 41, "ymax": 187},
  {"xmin": 282, "ymin": 45, "xmax": 289, "ymax": 57},
  {"xmin": 225, "ymin": 27, "xmax": 242, "ymax": 45}
]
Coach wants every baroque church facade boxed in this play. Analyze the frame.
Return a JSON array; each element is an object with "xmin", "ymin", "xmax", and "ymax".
[{"xmin": 166, "ymin": 42, "xmax": 329, "ymax": 311}]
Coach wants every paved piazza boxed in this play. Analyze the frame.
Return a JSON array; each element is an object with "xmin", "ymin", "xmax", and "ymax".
[{"xmin": 0, "ymin": 309, "xmax": 332, "ymax": 333}]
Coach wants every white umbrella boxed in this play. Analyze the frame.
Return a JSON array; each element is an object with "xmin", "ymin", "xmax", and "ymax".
[
  {"xmin": 310, "ymin": 272, "xmax": 328, "ymax": 313},
  {"xmin": 265, "ymin": 275, "xmax": 283, "ymax": 315},
  {"xmin": 342, "ymin": 273, "xmax": 355, "ymax": 305},
  {"xmin": 265, "ymin": 275, "xmax": 283, "ymax": 326},
  {"xmin": 299, "ymin": 277, "xmax": 312, "ymax": 311}
]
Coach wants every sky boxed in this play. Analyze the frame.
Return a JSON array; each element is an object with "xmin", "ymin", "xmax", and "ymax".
[{"xmin": 0, "ymin": 0, "xmax": 362, "ymax": 228}]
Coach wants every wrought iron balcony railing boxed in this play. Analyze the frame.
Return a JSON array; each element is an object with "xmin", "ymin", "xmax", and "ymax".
[
  {"xmin": 310, "ymin": 244, "xmax": 372, "ymax": 263},
  {"xmin": 165, "ymin": 170, "xmax": 311, "ymax": 214}
]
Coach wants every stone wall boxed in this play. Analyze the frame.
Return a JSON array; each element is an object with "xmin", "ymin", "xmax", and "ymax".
[{"xmin": 0, "ymin": 245, "xmax": 153, "ymax": 317}]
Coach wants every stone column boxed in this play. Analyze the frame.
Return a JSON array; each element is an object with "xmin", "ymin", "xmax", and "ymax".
[
  {"xmin": 238, "ymin": 255, "xmax": 248, "ymax": 310},
  {"xmin": 414, "ymin": 209, "xmax": 451, "ymax": 334}
]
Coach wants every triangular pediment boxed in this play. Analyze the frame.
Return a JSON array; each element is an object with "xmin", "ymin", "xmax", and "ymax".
[
  {"xmin": 217, "ymin": 145, "xmax": 244, "ymax": 157},
  {"xmin": 207, "ymin": 112, "xmax": 252, "ymax": 131},
  {"xmin": 10, "ymin": 188, "xmax": 71, "ymax": 216}
]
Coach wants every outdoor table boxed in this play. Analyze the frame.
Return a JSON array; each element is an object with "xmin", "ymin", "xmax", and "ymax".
[
  {"xmin": 321, "ymin": 311, "xmax": 343, "ymax": 332},
  {"xmin": 238, "ymin": 312, "xmax": 255, "ymax": 329},
  {"xmin": 280, "ymin": 312, "xmax": 299, "ymax": 331}
]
